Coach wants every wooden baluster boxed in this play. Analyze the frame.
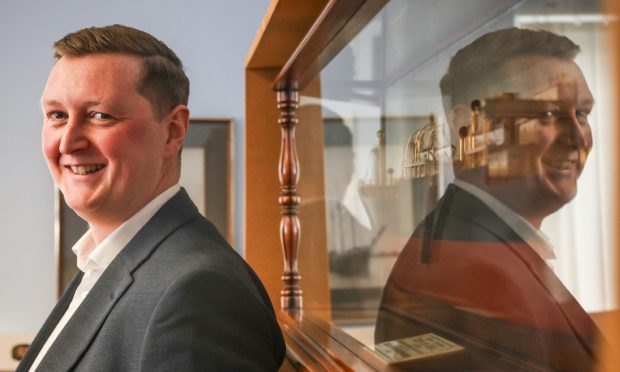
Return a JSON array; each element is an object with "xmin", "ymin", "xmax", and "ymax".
[{"xmin": 277, "ymin": 87, "xmax": 303, "ymax": 311}]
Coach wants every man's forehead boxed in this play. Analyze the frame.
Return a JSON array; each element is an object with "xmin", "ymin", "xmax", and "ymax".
[
  {"xmin": 43, "ymin": 54, "xmax": 143, "ymax": 102},
  {"xmin": 49, "ymin": 54, "xmax": 142, "ymax": 84},
  {"xmin": 493, "ymin": 55, "xmax": 592, "ymax": 102}
]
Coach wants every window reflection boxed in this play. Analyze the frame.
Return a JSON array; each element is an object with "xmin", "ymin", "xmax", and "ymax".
[
  {"xmin": 376, "ymin": 27, "xmax": 601, "ymax": 371},
  {"xmin": 323, "ymin": 117, "xmax": 374, "ymax": 278},
  {"xmin": 316, "ymin": 1, "xmax": 615, "ymax": 370}
]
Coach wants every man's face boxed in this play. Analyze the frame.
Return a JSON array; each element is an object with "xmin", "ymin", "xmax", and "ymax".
[
  {"xmin": 41, "ymin": 54, "xmax": 174, "ymax": 230},
  {"xmin": 455, "ymin": 55, "xmax": 594, "ymax": 216},
  {"xmin": 497, "ymin": 56, "xmax": 594, "ymax": 209}
]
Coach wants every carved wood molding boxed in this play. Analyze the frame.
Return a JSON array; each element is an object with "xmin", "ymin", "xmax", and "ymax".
[
  {"xmin": 277, "ymin": 87, "xmax": 303, "ymax": 311},
  {"xmin": 270, "ymin": 0, "xmax": 390, "ymax": 314}
]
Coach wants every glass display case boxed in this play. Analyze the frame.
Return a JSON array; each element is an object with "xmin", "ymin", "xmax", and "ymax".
[{"xmin": 245, "ymin": 0, "xmax": 619, "ymax": 370}]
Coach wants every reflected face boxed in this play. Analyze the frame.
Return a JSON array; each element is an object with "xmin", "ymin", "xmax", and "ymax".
[
  {"xmin": 41, "ymin": 54, "xmax": 171, "ymax": 229},
  {"xmin": 498, "ymin": 56, "xmax": 594, "ymax": 208}
]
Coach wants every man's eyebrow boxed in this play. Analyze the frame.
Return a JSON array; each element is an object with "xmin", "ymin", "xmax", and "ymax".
[
  {"xmin": 40, "ymin": 99, "xmax": 105, "ymax": 107},
  {"xmin": 581, "ymin": 98, "xmax": 595, "ymax": 106},
  {"xmin": 40, "ymin": 98, "xmax": 61, "ymax": 106}
]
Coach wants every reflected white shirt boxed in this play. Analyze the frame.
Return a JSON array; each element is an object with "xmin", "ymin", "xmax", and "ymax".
[
  {"xmin": 30, "ymin": 184, "xmax": 181, "ymax": 372},
  {"xmin": 453, "ymin": 179, "xmax": 555, "ymax": 261}
]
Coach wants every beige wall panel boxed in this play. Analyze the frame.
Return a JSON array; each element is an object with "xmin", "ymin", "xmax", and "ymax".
[
  {"xmin": 602, "ymin": 1, "xmax": 619, "ymax": 370},
  {"xmin": 245, "ymin": 68, "xmax": 282, "ymax": 308}
]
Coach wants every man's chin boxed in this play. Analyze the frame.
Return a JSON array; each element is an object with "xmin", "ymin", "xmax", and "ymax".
[
  {"xmin": 62, "ymin": 194, "xmax": 98, "ymax": 218},
  {"xmin": 541, "ymin": 181, "xmax": 578, "ymax": 211}
]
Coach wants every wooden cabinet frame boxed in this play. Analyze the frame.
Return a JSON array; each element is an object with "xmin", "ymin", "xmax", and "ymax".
[{"xmin": 245, "ymin": 1, "xmax": 620, "ymax": 370}]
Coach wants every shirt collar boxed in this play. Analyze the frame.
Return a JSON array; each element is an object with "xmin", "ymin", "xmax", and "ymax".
[
  {"xmin": 453, "ymin": 179, "xmax": 555, "ymax": 260},
  {"xmin": 72, "ymin": 184, "xmax": 181, "ymax": 272}
]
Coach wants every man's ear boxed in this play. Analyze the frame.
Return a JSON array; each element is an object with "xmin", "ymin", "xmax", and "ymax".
[
  {"xmin": 162, "ymin": 104, "xmax": 189, "ymax": 158},
  {"xmin": 446, "ymin": 103, "xmax": 472, "ymax": 155},
  {"xmin": 449, "ymin": 103, "xmax": 471, "ymax": 133}
]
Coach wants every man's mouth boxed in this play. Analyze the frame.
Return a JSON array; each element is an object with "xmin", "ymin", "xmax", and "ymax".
[
  {"xmin": 542, "ymin": 155, "xmax": 577, "ymax": 171},
  {"xmin": 67, "ymin": 164, "xmax": 106, "ymax": 175}
]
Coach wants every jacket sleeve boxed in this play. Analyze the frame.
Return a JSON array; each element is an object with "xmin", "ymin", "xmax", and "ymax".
[{"xmin": 138, "ymin": 269, "xmax": 284, "ymax": 371}]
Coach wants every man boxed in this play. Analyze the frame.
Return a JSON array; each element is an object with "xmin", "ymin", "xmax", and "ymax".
[
  {"xmin": 322, "ymin": 119, "xmax": 375, "ymax": 277},
  {"xmin": 18, "ymin": 25, "xmax": 285, "ymax": 371},
  {"xmin": 376, "ymin": 28, "xmax": 602, "ymax": 371}
]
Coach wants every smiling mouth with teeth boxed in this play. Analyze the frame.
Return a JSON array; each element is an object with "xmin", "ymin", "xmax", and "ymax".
[
  {"xmin": 542, "ymin": 157, "xmax": 576, "ymax": 171},
  {"xmin": 68, "ymin": 164, "xmax": 106, "ymax": 175}
]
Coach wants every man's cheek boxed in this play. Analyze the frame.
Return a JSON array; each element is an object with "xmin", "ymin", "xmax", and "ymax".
[
  {"xmin": 41, "ymin": 134, "xmax": 59, "ymax": 163},
  {"xmin": 585, "ymin": 130, "xmax": 593, "ymax": 151}
]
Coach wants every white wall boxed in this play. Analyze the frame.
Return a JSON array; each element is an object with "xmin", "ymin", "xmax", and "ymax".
[{"xmin": 0, "ymin": 0, "xmax": 269, "ymax": 332}]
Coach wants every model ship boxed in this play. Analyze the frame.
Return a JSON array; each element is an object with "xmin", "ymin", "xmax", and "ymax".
[{"xmin": 358, "ymin": 115, "xmax": 453, "ymax": 237}]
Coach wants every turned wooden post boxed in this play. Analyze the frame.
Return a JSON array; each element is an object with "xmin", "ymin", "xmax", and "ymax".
[{"xmin": 277, "ymin": 87, "xmax": 303, "ymax": 311}]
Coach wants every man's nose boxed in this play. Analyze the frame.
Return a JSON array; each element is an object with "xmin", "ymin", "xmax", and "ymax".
[
  {"xmin": 557, "ymin": 110, "xmax": 590, "ymax": 149},
  {"xmin": 59, "ymin": 118, "xmax": 89, "ymax": 154}
]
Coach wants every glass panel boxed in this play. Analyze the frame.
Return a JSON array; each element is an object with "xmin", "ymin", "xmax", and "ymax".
[{"xmin": 303, "ymin": 0, "xmax": 616, "ymax": 369}]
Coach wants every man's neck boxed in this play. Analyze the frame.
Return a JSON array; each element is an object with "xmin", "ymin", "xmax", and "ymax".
[
  {"xmin": 88, "ymin": 182, "xmax": 181, "ymax": 246},
  {"xmin": 455, "ymin": 173, "xmax": 554, "ymax": 229},
  {"xmin": 90, "ymin": 223, "xmax": 122, "ymax": 247}
]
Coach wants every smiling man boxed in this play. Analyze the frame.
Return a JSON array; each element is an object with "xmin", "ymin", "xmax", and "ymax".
[
  {"xmin": 18, "ymin": 25, "xmax": 284, "ymax": 371},
  {"xmin": 376, "ymin": 28, "xmax": 602, "ymax": 371}
]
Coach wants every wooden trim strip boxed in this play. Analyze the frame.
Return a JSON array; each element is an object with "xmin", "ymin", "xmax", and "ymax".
[
  {"xmin": 302, "ymin": 313, "xmax": 393, "ymax": 371},
  {"xmin": 279, "ymin": 312, "xmax": 351, "ymax": 371},
  {"xmin": 273, "ymin": 0, "xmax": 388, "ymax": 90},
  {"xmin": 278, "ymin": 311, "xmax": 388, "ymax": 371}
]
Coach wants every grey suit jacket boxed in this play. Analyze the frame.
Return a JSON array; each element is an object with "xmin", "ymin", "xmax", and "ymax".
[{"xmin": 18, "ymin": 189, "xmax": 285, "ymax": 371}]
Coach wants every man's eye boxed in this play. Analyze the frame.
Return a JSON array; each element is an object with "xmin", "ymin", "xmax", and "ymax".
[
  {"xmin": 576, "ymin": 109, "xmax": 590, "ymax": 120},
  {"xmin": 49, "ymin": 111, "xmax": 67, "ymax": 120},
  {"xmin": 92, "ymin": 112, "xmax": 113, "ymax": 120},
  {"xmin": 540, "ymin": 110, "xmax": 559, "ymax": 124}
]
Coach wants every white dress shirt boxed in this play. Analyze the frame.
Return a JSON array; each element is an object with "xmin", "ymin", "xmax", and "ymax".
[
  {"xmin": 453, "ymin": 179, "xmax": 555, "ymax": 261},
  {"xmin": 30, "ymin": 184, "xmax": 181, "ymax": 372}
]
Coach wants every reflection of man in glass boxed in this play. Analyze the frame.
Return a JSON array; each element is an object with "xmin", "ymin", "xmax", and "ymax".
[
  {"xmin": 376, "ymin": 28, "xmax": 602, "ymax": 371},
  {"xmin": 322, "ymin": 119, "xmax": 374, "ymax": 278}
]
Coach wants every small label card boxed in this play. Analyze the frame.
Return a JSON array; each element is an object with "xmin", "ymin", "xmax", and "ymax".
[{"xmin": 375, "ymin": 333, "xmax": 464, "ymax": 364}]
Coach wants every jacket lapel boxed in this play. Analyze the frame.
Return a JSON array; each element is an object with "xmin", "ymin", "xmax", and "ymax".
[
  {"xmin": 447, "ymin": 185, "xmax": 600, "ymax": 355},
  {"xmin": 35, "ymin": 189, "xmax": 199, "ymax": 371},
  {"xmin": 16, "ymin": 272, "xmax": 83, "ymax": 372},
  {"xmin": 36, "ymin": 266, "xmax": 133, "ymax": 371}
]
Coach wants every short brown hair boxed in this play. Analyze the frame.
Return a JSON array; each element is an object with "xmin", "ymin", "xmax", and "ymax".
[
  {"xmin": 53, "ymin": 24, "xmax": 190, "ymax": 118},
  {"xmin": 440, "ymin": 27, "xmax": 580, "ymax": 109}
]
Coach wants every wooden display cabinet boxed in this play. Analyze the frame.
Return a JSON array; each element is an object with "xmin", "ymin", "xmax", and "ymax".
[{"xmin": 245, "ymin": 1, "xmax": 620, "ymax": 370}]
